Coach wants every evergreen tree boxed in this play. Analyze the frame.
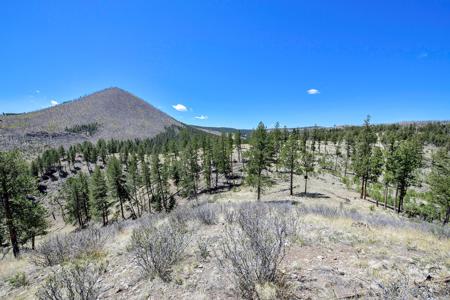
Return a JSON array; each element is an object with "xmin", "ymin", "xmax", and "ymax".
[
  {"xmin": 151, "ymin": 154, "xmax": 172, "ymax": 212},
  {"xmin": 89, "ymin": 166, "xmax": 110, "ymax": 226},
  {"xmin": 64, "ymin": 174, "xmax": 90, "ymax": 228},
  {"xmin": 246, "ymin": 122, "xmax": 272, "ymax": 200},
  {"xmin": 227, "ymin": 133, "xmax": 234, "ymax": 178},
  {"xmin": 107, "ymin": 156, "xmax": 127, "ymax": 219},
  {"xmin": 234, "ymin": 131, "xmax": 242, "ymax": 162},
  {"xmin": 0, "ymin": 151, "xmax": 47, "ymax": 257},
  {"xmin": 141, "ymin": 156, "xmax": 154, "ymax": 212},
  {"xmin": 126, "ymin": 155, "xmax": 141, "ymax": 218},
  {"xmin": 353, "ymin": 116, "xmax": 377, "ymax": 199},
  {"xmin": 368, "ymin": 147, "xmax": 384, "ymax": 205},
  {"xmin": 279, "ymin": 133, "xmax": 300, "ymax": 195},
  {"xmin": 16, "ymin": 197, "xmax": 48, "ymax": 250},
  {"xmin": 300, "ymin": 148, "xmax": 315, "ymax": 194},
  {"xmin": 428, "ymin": 148, "xmax": 450, "ymax": 224},
  {"xmin": 392, "ymin": 139, "xmax": 422, "ymax": 213},
  {"xmin": 180, "ymin": 143, "xmax": 200, "ymax": 200},
  {"xmin": 203, "ymin": 139, "xmax": 213, "ymax": 192},
  {"xmin": 271, "ymin": 122, "xmax": 282, "ymax": 171}
]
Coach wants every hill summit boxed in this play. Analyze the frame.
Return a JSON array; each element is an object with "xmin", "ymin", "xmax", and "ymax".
[{"xmin": 0, "ymin": 87, "xmax": 183, "ymax": 150}]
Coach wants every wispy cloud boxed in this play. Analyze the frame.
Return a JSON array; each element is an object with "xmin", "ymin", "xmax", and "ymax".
[
  {"xmin": 172, "ymin": 104, "xmax": 188, "ymax": 112},
  {"xmin": 307, "ymin": 89, "xmax": 320, "ymax": 95},
  {"xmin": 50, "ymin": 100, "xmax": 58, "ymax": 106},
  {"xmin": 418, "ymin": 52, "xmax": 428, "ymax": 59},
  {"xmin": 195, "ymin": 115, "xmax": 208, "ymax": 120},
  {"xmin": 35, "ymin": 90, "xmax": 40, "ymax": 94}
]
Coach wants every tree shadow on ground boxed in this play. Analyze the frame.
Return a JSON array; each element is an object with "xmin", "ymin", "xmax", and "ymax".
[{"xmin": 295, "ymin": 192, "xmax": 330, "ymax": 199}]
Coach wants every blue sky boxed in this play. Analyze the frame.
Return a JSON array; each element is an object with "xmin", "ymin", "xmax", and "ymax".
[{"xmin": 1, "ymin": 0, "xmax": 449, "ymax": 128}]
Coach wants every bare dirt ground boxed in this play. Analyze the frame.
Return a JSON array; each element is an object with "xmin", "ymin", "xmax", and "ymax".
[{"xmin": 1, "ymin": 158, "xmax": 449, "ymax": 299}]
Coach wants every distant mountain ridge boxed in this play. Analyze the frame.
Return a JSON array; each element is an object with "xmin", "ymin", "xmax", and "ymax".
[{"xmin": 0, "ymin": 87, "xmax": 183, "ymax": 151}]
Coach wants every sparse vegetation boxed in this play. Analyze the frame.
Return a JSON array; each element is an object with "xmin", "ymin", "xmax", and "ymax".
[
  {"xmin": 36, "ymin": 260, "xmax": 107, "ymax": 300},
  {"xmin": 128, "ymin": 219, "xmax": 191, "ymax": 281},
  {"xmin": 218, "ymin": 204, "xmax": 293, "ymax": 299},
  {"xmin": 34, "ymin": 228, "xmax": 107, "ymax": 267}
]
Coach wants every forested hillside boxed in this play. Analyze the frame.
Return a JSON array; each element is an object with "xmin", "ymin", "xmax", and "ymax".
[{"xmin": 1, "ymin": 117, "xmax": 449, "ymax": 299}]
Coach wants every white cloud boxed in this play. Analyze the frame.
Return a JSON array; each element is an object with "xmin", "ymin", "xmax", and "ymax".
[
  {"xmin": 35, "ymin": 90, "xmax": 40, "ymax": 94},
  {"xmin": 195, "ymin": 115, "xmax": 208, "ymax": 120},
  {"xmin": 307, "ymin": 89, "xmax": 320, "ymax": 95},
  {"xmin": 172, "ymin": 104, "xmax": 188, "ymax": 112},
  {"xmin": 50, "ymin": 100, "xmax": 59, "ymax": 106}
]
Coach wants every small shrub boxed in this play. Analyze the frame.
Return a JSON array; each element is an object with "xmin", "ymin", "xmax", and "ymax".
[
  {"xmin": 129, "ymin": 220, "xmax": 191, "ymax": 282},
  {"xmin": 224, "ymin": 207, "xmax": 237, "ymax": 224},
  {"xmin": 36, "ymin": 260, "xmax": 107, "ymax": 300},
  {"xmin": 197, "ymin": 239, "xmax": 210, "ymax": 260},
  {"xmin": 194, "ymin": 204, "xmax": 217, "ymax": 225},
  {"xmin": 34, "ymin": 228, "xmax": 106, "ymax": 266},
  {"xmin": 7, "ymin": 272, "xmax": 28, "ymax": 288},
  {"xmin": 218, "ymin": 204, "xmax": 290, "ymax": 299}
]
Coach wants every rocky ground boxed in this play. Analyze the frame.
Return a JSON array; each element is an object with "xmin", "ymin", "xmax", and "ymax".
[{"xmin": 1, "ymin": 161, "xmax": 449, "ymax": 299}]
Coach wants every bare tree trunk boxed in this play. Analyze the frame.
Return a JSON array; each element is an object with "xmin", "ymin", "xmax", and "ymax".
[
  {"xmin": 289, "ymin": 168, "xmax": 294, "ymax": 196},
  {"xmin": 383, "ymin": 183, "xmax": 388, "ymax": 209},
  {"xmin": 394, "ymin": 185, "xmax": 399, "ymax": 213},
  {"xmin": 360, "ymin": 176, "xmax": 365, "ymax": 199},
  {"xmin": 304, "ymin": 174, "xmax": 308, "ymax": 194},
  {"xmin": 443, "ymin": 205, "xmax": 450, "ymax": 225}
]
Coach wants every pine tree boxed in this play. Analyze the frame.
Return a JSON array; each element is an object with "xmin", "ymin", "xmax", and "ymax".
[
  {"xmin": 126, "ymin": 155, "xmax": 142, "ymax": 218},
  {"xmin": 428, "ymin": 148, "xmax": 450, "ymax": 224},
  {"xmin": 392, "ymin": 139, "xmax": 422, "ymax": 213},
  {"xmin": 107, "ymin": 156, "xmax": 127, "ymax": 219},
  {"xmin": 16, "ymin": 197, "xmax": 48, "ymax": 250},
  {"xmin": 300, "ymin": 147, "xmax": 315, "ymax": 194},
  {"xmin": 214, "ymin": 134, "xmax": 231, "ymax": 185},
  {"xmin": 227, "ymin": 133, "xmax": 234, "ymax": 179},
  {"xmin": 246, "ymin": 122, "xmax": 272, "ymax": 200},
  {"xmin": 141, "ymin": 155, "xmax": 154, "ymax": 212},
  {"xmin": 279, "ymin": 133, "xmax": 300, "ymax": 195},
  {"xmin": 202, "ymin": 139, "xmax": 213, "ymax": 192},
  {"xmin": 89, "ymin": 166, "xmax": 110, "ymax": 226},
  {"xmin": 0, "ymin": 151, "xmax": 46, "ymax": 257},
  {"xmin": 180, "ymin": 143, "xmax": 200, "ymax": 200},
  {"xmin": 151, "ymin": 154, "xmax": 172, "ymax": 212},
  {"xmin": 234, "ymin": 131, "xmax": 242, "ymax": 162},
  {"xmin": 368, "ymin": 146, "xmax": 384, "ymax": 205},
  {"xmin": 64, "ymin": 174, "xmax": 90, "ymax": 228},
  {"xmin": 353, "ymin": 116, "xmax": 377, "ymax": 199},
  {"xmin": 271, "ymin": 122, "xmax": 282, "ymax": 171}
]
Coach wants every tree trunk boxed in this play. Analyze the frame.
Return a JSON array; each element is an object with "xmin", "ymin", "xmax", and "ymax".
[
  {"xmin": 290, "ymin": 159, "xmax": 294, "ymax": 196},
  {"xmin": 383, "ymin": 184, "xmax": 388, "ymax": 209},
  {"xmin": 397, "ymin": 187, "xmax": 406, "ymax": 213},
  {"xmin": 119, "ymin": 197, "xmax": 125, "ymax": 219},
  {"xmin": 3, "ymin": 193, "xmax": 20, "ymax": 257},
  {"xmin": 304, "ymin": 174, "xmax": 308, "ymax": 194},
  {"xmin": 394, "ymin": 186, "xmax": 399, "ymax": 213},
  {"xmin": 363, "ymin": 180, "xmax": 368, "ymax": 200},
  {"xmin": 360, "ymin": 176, "xmax": 365, "ymax": 199},
  {"xmin": 289, "ymin": 168, "xmax": 293, "ymax": 196},
  {"xmin": 31, "ymin": 235, "xmax": 35, "ymax": 250},
  {"xmin": 443, "ymin": 205, "xmax": 450, "ymax": 225},
  {"xmin": 215, "ymin": 171, "xmax": 219, "ymax": 188}
]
